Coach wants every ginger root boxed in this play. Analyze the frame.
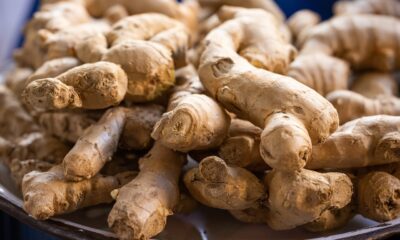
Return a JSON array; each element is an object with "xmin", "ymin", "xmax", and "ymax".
[
  {"xmin": 351, "ymin": 72, "xmax": 398, "ymax": 98},
  {"xmin": 287, "ymin": 10, "xmax": 320, "ymax": 47},
  {"xmin": 22, "ymin": 165, "xmax": 135, "ymax": 220},
  {"xmin": 306, "ymin": 115, "xmax": 400, "ymax": 169},
  {"xmin": 152, "ymin": 65, "xmax": 230, "ymax": 152},
  {"xmin": 10, "ymin": 159, "xmax": 54, "ymax": 189},
  {"xmin": 63, "ymin": 107, "xmax": 126, "ymax": 181},
  {"xmin": 301, "ymin": 15, "xmax": 400, "ymax": 71},
  {"xmin": 288, "ymin": 54, "xmax": 350, "ymax": 96},
  {"xmin": 184, "ymin": 156, "xmax": 265, "ymax": 210},
  {"xmin": 218, "ymin": 119, "xmax": 267, "ymax": 171},
  {"xmin": 108, "ymin": 142, "xmax": 186, "ymax": 240},
  {"xmin": 27, "ymin": 57, "xmax": 81, "ymax": 83},
  {"xmin": 334, "ymin": 0, "xmax": 400, "ymax": 18},
  {"xmin": 358, "ymin": 171, "xmax": 400, "ymax": 222},
  {"xmin": 199, "ymin": 7, "xmax": 338, "ymax": 171},
  {"xmin": 265, "ymin": 169, "xmax": 353, "ymax": 230},
  {"xmin": 0, "ymin": 86, "xmax": 39, "ymax": 138},
  {"xmin": 5, "ymin": 67, "xmax": 33, "ymax": 98},
  {"xmin": 327, "ymin": 90, "xmax": 400, "ymax": 123},
  {"xmin": 23, "ymin": 61, "xmax": 128, "ymax": 110}
]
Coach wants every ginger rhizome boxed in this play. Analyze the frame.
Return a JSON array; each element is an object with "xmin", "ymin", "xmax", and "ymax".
[
  {"xmin": 151, "ymin": 65, "xmax": 230, "ymax": 152},
  {"xmin": 23, "ymin": 61, "xmax": 128, "ymax": 110},
  {"xmin": 306, "ymin": 115, "xmax": 400, "ymax": 169},
  {"xmin": 22, "ymin": 165, "xmax": 135, "ymax": 220},
  {"xmin": 199, "ymin": 6, "xmax": 338, "ymax": 171},
  {"xmin": 288, "ymin": 54, "xmax": 350, "ymax": 96},
  {"xmin": 327, "ymin": 73, "xmax": 400, "ymax": 123},
  {"xmin": 218, "ymin": 119, "xmax": 267, "ymax": 171},
  {"xmin": 287, "ymin": 10, "xmax": 320, "ymax": 47},
  {"xmin": 334, "ymin": 0, "xmax": 400, "ymax": 18},
  {"xmin": 265, "ymin": 169, "xmax": 353, "ymax": 230},
  {"xmin": 301, "ymin": 15, "xmax": 400, "ymax": 71},
  {"xmin": 184, "ymin": 156, "xmax": 265, "ymax": 210},
  {"xmin": 63, "ymin": 107, "xmax": 126, "ymax": 181},
  {"xmin": 108, "ymin": 142, "xmax": 186, "ymax": 240},
  {"xmin": 357, "ymin": 171, "xmax": 400, "ymax": 222}
]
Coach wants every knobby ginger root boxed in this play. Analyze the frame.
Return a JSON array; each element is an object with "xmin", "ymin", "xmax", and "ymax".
[
  {"xmin": 22, "ymin": 165, "xmax": 135, "ymax": 220},
  {"xmin": 265, "ymin": 169, "xmax": 353, "ymax": 230},
  {"xmin": 120, "ymin": 104, "xmax": 164, "ymax": 150},
  {"xmin": 229, "ymin": 203, "xmax": 268, "ymax": 224},
  {"xmin": 27, "ymin": 57, "xmax": 81, "ymax": 84},
  {"xmin": 152, "ymin": 65, "xmax": 230, "ymax": 152},
  {"xmin": 351, "ymin": 72, "xmax": 398, "ymax": 98},
  {"xmin": 334, "ymin": 0, "xmax": 400, "ymax": 18},
  {"xmin": 38, "ymin": 111, "xmax": 99, "ymax": 143},
  {"xmin": 14, "ymin": 1, "xmax": 90, "ymax": 68},
  {"xmin": 0, "ymin": 86, "xmax": 39, "ymax": 138},
  {"xmin": 0, "ymin": 132, "xmax": 69, "ymax": 167},
  {"xmin": 63, "ymin": 107, "xmax": 126, "ymax": 181},
  {"xmin": 91, "ymin": 14, "xmax": 191, "ymax": 102},
  {"xmin": 303, "ymin": 203, "xmax": 355, "ymax": 232},
  {"xmin": 306, "ymin": 115, "xmax": 400, "ymax": 169},
  {"xmin": 198, "ymin": 0, "xmax": 285, "ymax": 22},
  {"xmin": 287, "ymin": 10, "xmax": 320, "ymax": 47},
  {"xmin": 327, "ymin": 90, "xmax": 400, "ymax": 123},
  {"xmin": 5, "ymin": 67, "xmax": 33, "ymax": 98},
  {"xmin": 288, "ymin": 54, "xmax": 350, "ymax": 96},
  {"xmin": 23, "ymin": 61, "xmax": 128, "ymax": 110},
  {"xmin": 199, "ymin": 7, "xmax": 338, "ymax": 171},
  {"xmin": 301, "ymin": 15, "xmax": 400, "ymax": 71},
  {"xmin": 10, "ymin": 159, "xmax": 54, "ymax": 189},
  {"xmin": 108, "ymin": 142, "xmax": 186, "ymax": 240},
  {"xmin": 184, "ymin": 156, "xmax": 265, "ymax": 210},
  {"xmin": 358, "ymin": 171, "xmax": 400, "ymax": 222},
  {"xmin": 218, "ymin": 119, "xmax": 267, "ymax": 171}
]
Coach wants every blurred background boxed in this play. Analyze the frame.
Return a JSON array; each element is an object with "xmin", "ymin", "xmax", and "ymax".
[{"xmin": 0, "ymin": 0, "xmax": 336, "ymax": 239}]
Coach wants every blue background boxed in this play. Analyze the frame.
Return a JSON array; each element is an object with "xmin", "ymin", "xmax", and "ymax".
[{"xmin": 1, "ymin": 1, "xmax": 337, "ymax": 239}]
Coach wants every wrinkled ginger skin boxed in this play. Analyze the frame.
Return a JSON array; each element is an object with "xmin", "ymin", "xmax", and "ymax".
[
  {"xmin": 303, "ymin": 204, "xmax": 355, "ymax": 232},
  {"xmin": 151, "ymin": 65, "xmax": 230, "ymax": 152},
  {"xmin": 265, "ymin": 169, "xmax": 353, "ymax": 230},
  {"xmin": 63, "ymin": 107, "xmax": 126, "ymax": 181},
  {"xmin": 218, "ymin": 119, "xmax": 267, "ymax": 170},
  {"xmin": 351, "ymin": 72, "xmax": 398, "ymax": 99},
  {"xmin": 306, "ymin": 115, "xmax": 400, "ymax": 169},
  {"xmin": 120, "ymin": 104, "xmax": 164, "ymax": 150},
  {"xmin": 358, "ymin": 171, "xmax": 400, "ymax": 222},
  {"xmin": 23, "ymin": 61, "xmax": 128, "ymax": 110},
  {"xmin": 288, "ymin": 54, "xmax": 350, "ymax": 96},
  {"xmin": 184, "ymin": 156, "xmax": 265, "ymax": 210},
  {"xmin": 108, "ymin": 143, "xmax": 185, "ymax": 240},
  {"xmin": 0, "ymin": 86, "xmax": 39, "ymax": 139},
  {"xmin": 38, "ymin": 111, "xmax": 98, "ymax": 143},
  {"xmin": 334, "ymin": 0, "xmax": 400, "ymax": 18},
  {"xmin": 27, "ymin": 57, "xmax": 81, "ymax": 84},
  {"xmin": 22, "ymin": 165, "xmax": 134, "ymax": 220},
  {"xmin": 287, "ymin": 10, "xmax": 320, "ymax": 47},
  {"xmin": 327, "ymin": 90, "xmax": 400, "ymax": 123},
  {"xmin": 301, "ymin": 15, "xmax": 400, "ymax": 71},
  {"xmin": 199, "ymin": 7, "xmax": 338, "ymax": 171},
  {"xmin": 10, "ymin": 159, "xmax": 54, "ymax": 189}
]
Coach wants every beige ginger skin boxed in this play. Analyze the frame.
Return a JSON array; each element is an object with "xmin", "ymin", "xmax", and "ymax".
[
  {"xmin": 306, "ymin": 115, "xmax": 400, "ymax": 169},
  {"xmin": 184, "ymin": 156, "xmax": 265, "ymax": 210},
  {"xmin": 301, "ymin": 15, "xmax": 400, "ymax": 71},
  {"xmin": 22, "ymin": 165, "xmax": 135, "ymax": 220},
  {"xmin": 287, "ymin": 10, "xmax": 320, "ymax": 47},
  {"xmin": 108, "ymin": 142, "xmax": 186, "ymax": 240},
  {"xmin": 334, "ymin": 0, "xmax": 400, "ymax": 18},
  {"xmin": 198, "ymin": 7, "xmax": 338, "ymax": 171},
  {"xmin": 27, "ymin": 57, "xmax": 81, "ymax": 84},
  {"xmin": 288, "ymin": 54, "xmax": 350, "ymax": 96},
  {"xmin": 23, "ymin": 61, "xmax": 128, "ymax": 110},
  {"xmin": 357, "ymin": 171, "xmax": 400, "ymax": 222},
  {"xmin": 152, "ymin": 65, "xmax": 230, "ymax": 152},
  {"xmin": 265, "ymin": 169, "xmax": 353, "ymax": 230},
  {"xmin": 328, "ymin": 73, "xmax": 400, "ymax": 123}
]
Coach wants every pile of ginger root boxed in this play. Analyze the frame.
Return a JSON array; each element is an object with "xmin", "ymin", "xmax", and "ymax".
[{"xmin": 3, "ymin": 0, "xmax": 400, "ymax": 239}]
